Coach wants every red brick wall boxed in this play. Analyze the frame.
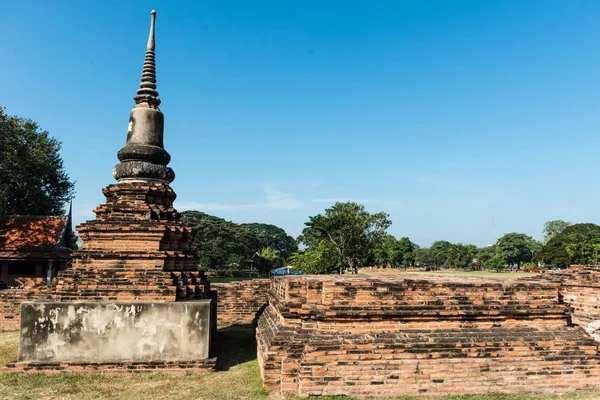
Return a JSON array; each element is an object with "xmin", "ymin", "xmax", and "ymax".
[
  {"xmin": 525, "ymin": 266, "xmax": 600, "ymax": 341},
  {"xmin": 257, "ymin": 274, "xmax": 600, "ymax": 397},
  {"xmin": 0, "ymin": 288, "xmax": 46, "ymax": 331},
  {"xmin": 212, "ymin": 279, "xmax": 270, "ymax": 325}
]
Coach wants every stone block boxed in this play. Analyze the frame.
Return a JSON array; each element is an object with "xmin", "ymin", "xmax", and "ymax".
[{"xmin": 18, "ymin": 299, "xmax": 215, "ymax": 362}]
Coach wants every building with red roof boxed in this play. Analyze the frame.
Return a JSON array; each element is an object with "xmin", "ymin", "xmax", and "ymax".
[{"xmin": 0, "ymin": 210, "xmax": 75, "ymax": 288}]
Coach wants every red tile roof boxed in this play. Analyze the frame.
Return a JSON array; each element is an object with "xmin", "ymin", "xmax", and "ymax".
[{"xmin": 0, "ymin": 217, "xmax": 66, "ymax": 252}]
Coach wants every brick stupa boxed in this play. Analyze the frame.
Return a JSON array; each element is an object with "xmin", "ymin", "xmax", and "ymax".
[
  {"xmin": 52, "ymin": 10, "xmax": 208, "ymax": 302},
  {"xmin": 5, "ymin": 11, "xmax": 217, "ymax": 375}
]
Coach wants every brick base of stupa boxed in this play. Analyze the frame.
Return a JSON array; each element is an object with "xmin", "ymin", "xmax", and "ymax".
[
  {"xmin": 5, "ymin": 182, "xmax": 218, "ymax": 374},
  {"xmin": 256, "ymin": 274, "xmax": 600, "ymax": 397}
]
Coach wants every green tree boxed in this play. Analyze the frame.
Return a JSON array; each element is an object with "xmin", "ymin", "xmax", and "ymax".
[
  {"xmin": 429, "ymin": 240, "xmax": 453, "ymax": 267},
  {"xmin": 242, "ymin": 223, "xmax": 298, "ymax": 260},
  {"xmin": 374, "ymin": 235, "xmax": 416, "ymax": 268},
  {"xmin": 487, "ymin": 254, "xmax": 506, "ymax": 272},
  {"xmin": 496, "ymin": 233, "xmax": 537, "ymax": 268},
  {"xmin": 0, "ymin": 106, "xmax": 74, "ymax": 217},
  {"xmin": 535, "ymin": 223, "xmax": 600, "ymax": 267},
  {"xmin": 181, "ymin": 211, "xmax": 259, "ymax": 270},
  {"xmin": 414, "ymin": 246, "xmax": 431, "ymax": 266},
  {"xmin": 543, "ymin": 220, "xmax": 572, "ymax": 244},
  {"xmin": 475, "ymin": 245, "xmax": 497, "ymax": 270},
  {"xmin": 446, "ymin": 243, "xmax": 478, "ymax": 269},
  {"xmin": 288, "ymin": 241, "xmax": 338, "ymax": 274},
  {"xmin": 300, "ymin": 202, "xmax": 391, "ymax": 274},
  {"xmin": 258, "ymin": 247, "xmax": 281, "ymax": 275},
  {"xmin": 397, "ymin": 237, "xmax": 416, "ymax": 267}
]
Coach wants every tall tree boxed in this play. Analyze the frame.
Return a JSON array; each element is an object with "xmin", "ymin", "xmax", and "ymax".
[
  {"xmin": 0, "ymin": 107, "xmax": 74, "ymax": 216},
  {"xmin": 242, "ymin": 223, "xmax": 298, "ymax": 259},
  {"xmin": 496, "ymin": 233, "xmax": 537, "ymax": 268},
  {"xmin": 475, "ymin": 245, "xmax": 497, "ymax": 270},
  {"xmin": 536, "ymin": 223, "xmax": 600, "ymax": 266},
  {"xmin": 300, "ymin": 202, "xmax": 391, "ymax": 274},
  {"xmin": 397, "ymin": 237, "xmax": 416, "ymax": 267},
  {"xmin": 289, "ymin": 241, "xmax": 338, "ymax": 274},
  {"xmin": 446, "ymin": 243, "xmax": 478, "ymax": 269},
  {"xmin": 429, "ymin": 240, "xmax": 453, "ymax": 267},
  {"xmin": 414, "ymin": 246, "xmax": 433, "ymax": 266},
  {"xmin": 543, "ymin": 220, "xmax": 572, "ymax": 244},
  {"xmin": 258, "ymin": 247, "xmax": 281, "ymax": 275},
  {"xmin": 181, "ymin": 211, "xmax": 259, "ymax": 270}
]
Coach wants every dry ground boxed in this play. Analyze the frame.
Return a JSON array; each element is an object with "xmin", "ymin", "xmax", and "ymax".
[{"xmin": 359, "ymin": 268, "xmax": 539, "ymax": 280}]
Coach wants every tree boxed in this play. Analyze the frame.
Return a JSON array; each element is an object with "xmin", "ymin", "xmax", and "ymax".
[
  {"xmin": 496, "ymin": 233, "xmax": 537, "ymax": 268},
  {"xmin": 258, "ymin": 247, "xmax": 281, "ymax": 275},
  {"xmin": 181, "ymin": 211, "xmax": 259, "ymax": 270},
  {"xmin": 475, "ymin": 245, "xmax": 497, "ymax": 270},
  {"xmin": 300, "ymin": 202, "xmax": 391, "ymax": 274},
  {"xmin": 397, "ymin": 237, "xmax": 416, "ymax": 267},
  {"xmin": 374, "ymin": 235, "xmax": 416, "ymax": 268},
  {"xmin": 446, "ymin": 243, "xmax": 478, "ymax": 269},
  {"xmin": 414, "ymin": 246, "xmax": 433, "ymax": 266},
  {"xmin": 536, "ymin": 223, "xmax": 600, "ymax": 267},
  {"xmin": 543, "ymin": 220, "xmax": 572, "ymax": 244},
  {"xmin": 242, "ymin": 223, "xmax": 298, "ymax": 260},
  {"xmin": 289, "ymin": 241, "xmax": 338, "ymax": 274},
  {"xmin": 429, "ymin": 241, "xmax": 453, "ymax": 267},
  {"xmin": 487, "ymin": 254, "xmax": 506, "ymax": 272},
  {"xmin": 0, "ymin": 106, "xmax": 74, "ymax": 217}
]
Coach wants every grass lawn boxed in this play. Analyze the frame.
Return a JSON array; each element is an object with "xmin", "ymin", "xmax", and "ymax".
[
  {"xmin": 360, "ymin": 268, "xmax": 539, "ymax": 280},
  {"xmin": 2, "ymin": 327, "xmax": 600, "ymax": 400}
]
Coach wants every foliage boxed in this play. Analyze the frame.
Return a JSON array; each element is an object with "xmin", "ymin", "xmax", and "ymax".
[
  {"xmin": 288, "ymin": 241, "xmax": 339, "ymax": 274},
  {"xmin": 446, "ymin": 243, "xmax": 478, "ymax": 269},
  {"xmin": 374, "ymin": 235, "xmax": 416, "ymax": 267},
  {"xmin": 0, "ymin": 106, "xmax": 74, "ymax": 217},
  {"xmin": 414, "ymin": 246, "xmax": 433, "ymax": 266},
  {"xmin": 487, "ymin": 254, "xmax": 506, "ymax": 272},
  {"xmin": 543, "ymin": 220, "xmax": 572, "ymax": 244},
  {"xmin": 475, "ymin": 245, "xmax": 497, "ymax": 270},
  {"xmin": 536, "ymin": 223, "xmax": 600, "ymax": 267},
  {"xmin": 181, "ymin": 211, "xmax": 294, "ymax": 272},
  {"xmin": 299, "ymin": 202, "xmax": 391, "ymax": 274},
  {"xmin": 429, "ymin": 240, "xmax": 453, "ymax": 267},
  {"xmin": 258, "ymin": 247, "xmax": 281, "ymax": 274},
  {"xmin": 242, "ymin": 223, "xmax": 298, "ymax": 260},
  {"xmin": 496, "ymin": 233, "xmax": 537, "ymax": 267},
  {"xmin": 521, "ymin": 262, "xmax": 537, "ymax": 271}
]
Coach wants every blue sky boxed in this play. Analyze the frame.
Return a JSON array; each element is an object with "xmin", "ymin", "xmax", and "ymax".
[{"xmin": 1, "ymin": 0, "xmax": 600, "ymax": 247}]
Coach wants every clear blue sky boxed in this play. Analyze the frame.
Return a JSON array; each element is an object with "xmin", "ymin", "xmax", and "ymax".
[{"xmin": 1, "ymin": 0, "xmax": 600, "ymax": 247}]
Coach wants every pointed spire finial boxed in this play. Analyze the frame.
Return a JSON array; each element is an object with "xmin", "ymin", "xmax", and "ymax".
[
  {"xmin": 134, "ymin": 10, "xmax": 160, "ymax": 108},
  {"xmin": 113, "ymin": 10, "xmax": 174, "ymax": 184}
]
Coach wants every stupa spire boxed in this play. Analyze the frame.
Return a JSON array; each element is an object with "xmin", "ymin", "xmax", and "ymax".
[
  {"xmin": 113, "ymin": 10, "xmax": 175, "ymax": 184},
  {"xmin": 134, "ymin": 10, "xmax": 160, "ymax": 107}
]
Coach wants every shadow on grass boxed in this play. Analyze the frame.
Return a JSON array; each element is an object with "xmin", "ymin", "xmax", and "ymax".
[{"xmin": 216, "ymin": 324, "xmax": 257, "ymax": 371}]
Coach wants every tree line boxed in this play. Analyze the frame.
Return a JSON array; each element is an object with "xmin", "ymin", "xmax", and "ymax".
[{"xmin": 3, "ymin": 106, "xmax": 600, "ymax": 274}]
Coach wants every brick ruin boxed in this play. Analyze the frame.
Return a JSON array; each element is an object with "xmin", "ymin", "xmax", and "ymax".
[
  {"xmin": 256, "ymin": 274, "xmax": 600, "ymax": 397},
  {"xmin": 524, "ymin": 265, "xmax": 600, "ymax": 341},
  {"xmin": 212, "ymin": 279, "xmax": 270, "ymax": 325},
  {"xmin": 49, "ymin": 182, "xmax": 209, "ymax": 303}
]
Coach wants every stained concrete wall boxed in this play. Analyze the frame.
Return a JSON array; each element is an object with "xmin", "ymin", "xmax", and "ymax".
[{"xmin": 18, "ymin": 299, "xmax": 215, "ymax": 362}]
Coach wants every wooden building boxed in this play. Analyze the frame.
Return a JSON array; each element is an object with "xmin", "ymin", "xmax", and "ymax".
[{"xmin": 0, "ymin": 212, "xmax": 75, "ymax": 288}]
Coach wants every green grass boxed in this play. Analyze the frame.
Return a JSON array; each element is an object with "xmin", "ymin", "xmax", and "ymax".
[{"xmin": 2, "ymin": 325, "xmax": 600, "ymax": 400}]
